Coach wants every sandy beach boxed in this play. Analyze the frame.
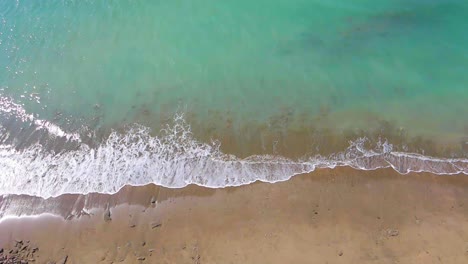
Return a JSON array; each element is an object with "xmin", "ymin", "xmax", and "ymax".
[{"xmin": 1, "ymin": 167, "xmax": 468, "ymax": 263}]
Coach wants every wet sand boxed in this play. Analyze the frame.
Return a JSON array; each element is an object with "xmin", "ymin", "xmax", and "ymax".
[{"xmin": 1, "ymin": 167, "xmax": 468, "ymax": 263}]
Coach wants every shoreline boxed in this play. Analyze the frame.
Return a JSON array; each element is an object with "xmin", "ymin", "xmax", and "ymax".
[
  {"xmin": 1, "ymin": 159, "xmax": 467, "ymax": 213},
  {"xmin": 2, "ymin": 167, "xmax": 468, "ymax": 263},
  {"xmin": 1, "ymin": 139, "xmax": 467, "ymax": 199}
]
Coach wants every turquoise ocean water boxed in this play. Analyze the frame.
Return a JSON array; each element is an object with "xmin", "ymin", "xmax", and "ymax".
[{"xmin": 0, "ymin": 0, "xmax": 467, "ymax": 198}]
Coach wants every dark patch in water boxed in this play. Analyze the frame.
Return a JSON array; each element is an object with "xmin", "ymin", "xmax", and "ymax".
[
  {"xmin": 298, "ymin": 32, "xmax": 325, "ymax": 48},
  {"xmin": 283, "ymin": 5, "xmax": 446, "ymax": 59}
]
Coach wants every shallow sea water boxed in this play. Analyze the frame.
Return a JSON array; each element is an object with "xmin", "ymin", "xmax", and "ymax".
[{"xmin": 0, "ymin": 0, "xmax": 467, "ymax": 197}]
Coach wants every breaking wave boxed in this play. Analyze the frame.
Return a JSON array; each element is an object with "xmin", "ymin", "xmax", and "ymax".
[
  {"xmin": 0, "ymin": 96, "xmax": 81, "ymax": 142},
  {"xmin": 0, "ymin": 111, "xmax": 467, "ymax": 199}
]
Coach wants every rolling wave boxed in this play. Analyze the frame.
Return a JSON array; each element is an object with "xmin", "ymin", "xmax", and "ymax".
[{"xmin": 0, "ymin": 110, "xmax": 466, "ymax": 199}]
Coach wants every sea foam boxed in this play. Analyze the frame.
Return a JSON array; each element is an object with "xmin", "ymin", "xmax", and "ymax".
[{"xmin": 0, "ymin": 111, "xmax": 467, "ymax": 199}]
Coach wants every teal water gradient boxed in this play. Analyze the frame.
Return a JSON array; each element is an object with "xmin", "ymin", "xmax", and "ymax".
[
  {"xmin": 1, "ymin": 0, "xmax": 467, "ymax": 154},
  {"xmin": 0, "ymin": 1, "xmax": 468, "ymax": 198}
]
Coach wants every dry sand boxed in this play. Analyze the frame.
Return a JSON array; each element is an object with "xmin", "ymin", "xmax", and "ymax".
[{"xmin": 1, "ymin": 167, "xmax": 468, "ymax": 263}]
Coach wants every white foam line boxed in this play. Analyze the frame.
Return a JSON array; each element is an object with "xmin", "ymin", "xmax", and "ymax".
[
  {"xmin": 0, "ymin": 115, "xmax": 466, "ymax": 199},
  {"xmin": 0, "ymin": 96, "xmax": 81, "ymax": 142},
  {"xmin": 0, "ymin": 212, "xmax": 62, "ymax": 224},
  {"xmin": 0, "ymin": 97, "xmax": 467, "ymax": 198}
]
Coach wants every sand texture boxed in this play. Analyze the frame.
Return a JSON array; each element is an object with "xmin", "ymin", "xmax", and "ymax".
[{"xmin": 1, "ymin": 167, "xmax": 468, "ymax": 263}]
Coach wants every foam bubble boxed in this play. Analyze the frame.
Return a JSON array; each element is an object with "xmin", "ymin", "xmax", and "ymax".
[{"xmin": 0, "ymin": 113, "xmax": 466, "ymax": 199}]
